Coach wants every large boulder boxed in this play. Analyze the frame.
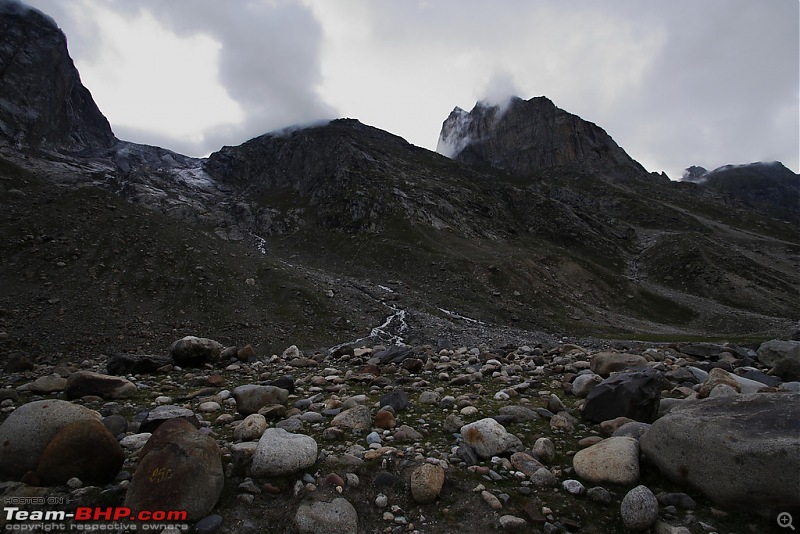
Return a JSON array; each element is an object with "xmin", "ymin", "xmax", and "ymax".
[
  {"xmin": 169, "ymin": 336, "xmax": 224, "ymax": 367},
  {"xmin": 64, "ymin": 371, "xmax": 137, "ymax": 400},
  {"xmin": 124, "ymin": 419, "xmax": 224, "ymax": 521},
  {"xmin": 757, "ymin": 339, "xmax": 800, "ymax": 381},
  {"xmin": 590, "ymin": 352, "xmax": 648, "ymax": 378},
  {"xmin": 251, "ymin": 428, "xmax": 318, "ymax": 477},
  {"xmin": 460, "ymin": 418, "xmax": 523, "ymax": 459},
  {"xmin": 0, "ymin": 400, "xmax": 101, "ymax": 478},
  {"xmin": 572, "ymin": 437, "xmax": 640, "ymax": 485},
  {"xmin": 36, "ymin": 419, "xmax": 124, "ymax": 485},
  {"xmin": 582, "ymin": 370, "xmax": 663, "ymax": 423},
  {"xmin": 640, "ymin": 393, "xmax": 800, "ymax": 508},
  {"xmin": 232, "ymin": 385, "xmax": 289, "ymax": 416}
]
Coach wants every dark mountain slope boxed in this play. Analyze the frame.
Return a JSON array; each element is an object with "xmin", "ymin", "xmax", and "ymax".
[
  {"xmin": 0, "ymin": 1, "xmax": 115, "ymax": 151},
  {"xmin": 682, "ymin": 162, "xmax": 799, "ymax": 224},
  {"xmin": 0, "ymin": 1, "xmax": 797, "ymax": 349}
]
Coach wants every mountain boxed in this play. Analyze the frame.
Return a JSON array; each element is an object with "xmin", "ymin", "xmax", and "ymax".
[
  {"xmin": 1, "ymin": 1, "xmax": 799, "ymax": 360},
  {"xmin": 680, "ymin": 161, "xmax": 799, "ymax": 224},
  {"xmin": 437, "ymin": 96, "xmax": 648, "ymax": 180},
  {"xmin": 0, "ymin": 0, "xmax": 115, "ymax": 152}
]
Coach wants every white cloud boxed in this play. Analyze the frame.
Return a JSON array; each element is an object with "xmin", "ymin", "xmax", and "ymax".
[{"xmin": 69, "ymin": 1, "xmax": 245, "ymax": 145}]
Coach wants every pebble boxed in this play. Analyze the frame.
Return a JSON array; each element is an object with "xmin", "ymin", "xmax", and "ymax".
[
  {"xmin": 562, "ymin": 479, "xmax": 585, "ymax": 495},
  {"xmin": 481, "ymin": 490, "xmax": 503, "ymax": 510}
]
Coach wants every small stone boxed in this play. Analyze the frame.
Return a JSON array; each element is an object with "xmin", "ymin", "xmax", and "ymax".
[
  {"xmin": 410, "ymin": 463, "xmax": 445, "ymax": 504},
  {"xmin": 530, "ymin": 468, "xmax": 558, "ymax": 487},
  {"xmin": 481, "ymin": 490, "xmax": 503, "ymax": 510},
  {"xmin": 499, "ymin": 515, "xmax": 527, "ymax": 529},
  {"xmin": 194, "ymin": 515, "xmax": 223, "ymax": 534},
  {"xmin": 295, "ymin": 498, "xmax": 358, "ymax": 534},
  {"xmin": 533, "ymin": 437, "xmax": 556, "ymax": 463},
  {"xmin": 587, "ymin": 486, "xmax": 613, "ymax": 504},
  {"xmin": 331, "ymin": 405, "xmax": 371, "ymax": 432},
  {"xmin": 419, "ymin": 391, "xmax": 440, "ymax": 404},
  {"xmin": 562, "ymin": 479, "xmax": 585, "ymax": 495},
  {"xmin": 375, "ymin": 494, "xmax": 388, "ymax": 508},
  {"xmin": 234, "ymin": 414, "xmax": 267, "ymax": 441},
  {"xmin": 374, "ymin": 410, "xmax": 395, "ymax": 429},
  {"xmin": 198, "ymin": 402, "xmax": 221, "ymax": 413},
  {"xmin": 571, "ymin": 373, "xmax": 602, "ymax": 398},
  {"xmin": 621, "ymin": 485, "xmax": 659, "ymax": 531}
]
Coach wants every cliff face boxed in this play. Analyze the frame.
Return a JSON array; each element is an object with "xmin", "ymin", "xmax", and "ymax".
[
  {"xmin": 437, "ymin": 96, "xmax": 647, "ymax": 179},
  {"xmin": 0, "ymin": 1, "xmax": 115, "ymax": 151}
]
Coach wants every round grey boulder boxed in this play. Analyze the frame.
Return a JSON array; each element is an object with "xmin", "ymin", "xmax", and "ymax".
[
  {"xmin": 620, "ymin": 485, "xmax": 659, "ymax": 530},
  {"xmin": 251, "ymin": 428, "xmax": 318, "ymax": 476},
  {"xmin": 640, "ymin": 392, "xmax": 800, "ymax": 508},
  {"xmin": 460, "ymin": 418, "xmax": 523, "ymax": 459},
  {"xmin": 0, "ymin": 400, "xmax": 101, "ymax": 478}
]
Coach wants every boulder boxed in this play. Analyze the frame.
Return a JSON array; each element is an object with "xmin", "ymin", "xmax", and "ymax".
[
  {"xmin": 251, "ymin": 428, "xmax": 318, "ymax": 477},
  {"xmin": 640, "ymin": 393, "xmax": 800, "ymax": 508},
  {"xmin": 620, "ymin": 485, "xmax": 659, "ymax": 530},
  {"xmin": 757, "ymin": 339, "xmax": 800, "ymax": 381},
  {"xmin": 373, "ymin": 345, "xmax": 414, "ymax": 364},
  {"xmin": 232, "ymin": 385, "xmax": 289, "ymax": 416},
  {"xmin": 295, "ymin": 498, "xmax": 358, "ymax": 534},
  {"xmin": 64, "ymin": 371, "xmax": 137, "ymax": 400},
  {"xmin": 169, "ymin": 336, "xmax": 224, "ymax": 367},
  {"xmin": 582, "ymin": 370, "xmax": 663, "ymax": 423},
  {"xmin": 460, "ymin": 418, "xmax": 523, "ymax": 459},
  {"xmin": 36, "ymin": 419, "xmax": 124, "ymax": 485},
  {"xmin": 410, "ymin": 463, "xmax": 445, "ymax": 504},
  {"xmin": 572, "ymin": 436, "xmax": 640, "ymax": 485},
  {"xmin": 0, "ymin": 400, "xmax": 101, "ymax": 478},
  {"xmin": 22, "ymin": 374, "xmax": 67, "ymax": 394},
  {"xmin": 106, "ymin": 353, "xmax": 173, "ymax": 375},
  {"xmin": 124, "ymin": 419, "xmax": 224, "ymax": 522},
  {"xmin": 590, "ymin": 352, "xmax": 648, "ymax": 378}
]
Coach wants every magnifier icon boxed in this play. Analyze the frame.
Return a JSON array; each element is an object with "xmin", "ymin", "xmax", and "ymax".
[{"xmin": 779, "ymin": 512, "xmax": 795, "ymax": 530}]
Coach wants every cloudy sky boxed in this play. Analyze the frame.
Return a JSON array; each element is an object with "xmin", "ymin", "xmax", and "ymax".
[{"xmin": 23, "ymin": 0, "xmax": 800, "ymax": 179}]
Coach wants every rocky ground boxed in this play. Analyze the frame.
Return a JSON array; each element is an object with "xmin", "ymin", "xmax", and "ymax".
[{"xmin": 0, "ymin": 335, "xmax": 798, "ymax": 533}]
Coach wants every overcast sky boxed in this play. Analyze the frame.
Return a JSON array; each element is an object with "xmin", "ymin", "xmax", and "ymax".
[{"xmin": 23, "ymin": 0, "xmax": 800, "ymax": 179}]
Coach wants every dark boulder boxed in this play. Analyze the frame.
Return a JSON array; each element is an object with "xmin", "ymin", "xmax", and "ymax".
[
  {"xmin": 106, "ymin": 354, "xmax": 173, "ymax": 375},
  {"xmin": 582, "ymin": 370, "xmax": 663, "ymax": 423}
]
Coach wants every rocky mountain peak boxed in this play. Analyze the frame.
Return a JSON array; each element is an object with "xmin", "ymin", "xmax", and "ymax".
[
  {"xmin": 0, "ymin": 0, "xmax": 115, "ymax": 152},
  {"xmin": 437, "ymin": 95, "xmax": 647, "ymax": 179}
]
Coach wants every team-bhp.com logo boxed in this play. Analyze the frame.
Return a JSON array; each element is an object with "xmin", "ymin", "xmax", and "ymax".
[{"xmin": 4, "ymin": 506, "xmax": 188, "ymax": 531}]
